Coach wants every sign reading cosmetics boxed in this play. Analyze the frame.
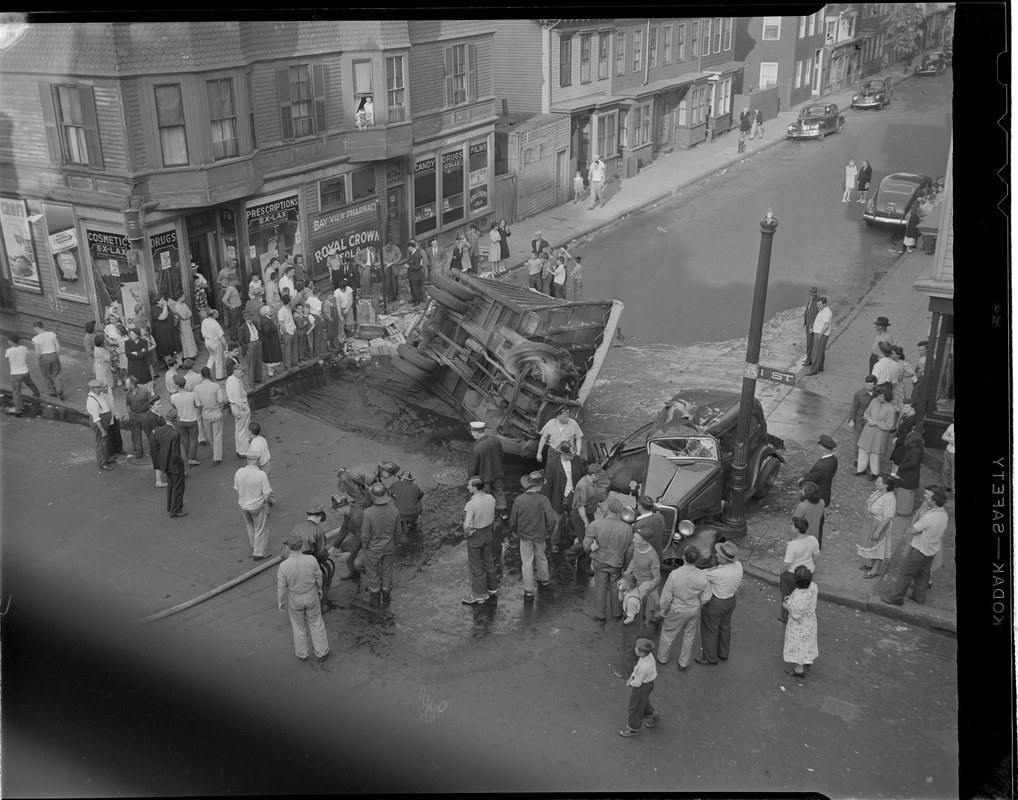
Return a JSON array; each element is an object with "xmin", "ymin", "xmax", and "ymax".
[
  {"xmin": 0, "ymin": 197, "xmax": 42, "ymax": 293},
  {"xmin": 469, "ymin": 141, "xmax": 489, "ymax": 212},
  {"xmin": 86, "ymin": 226, "xmax": 143, "ymax": 328},
  {"xmin": 42, "ymin": 203, "xmax": 89, "ymax": 303},
  {"xmin": 245, "ymin": 192, "xmax": 301, "ymax": 275},
  {"xmin": 310, "ymin": 200, "xmax": 381, "ymax": 278}
]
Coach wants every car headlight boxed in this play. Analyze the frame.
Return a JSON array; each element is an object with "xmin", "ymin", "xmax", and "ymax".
[{"xmin": 853, "ymin": 95, "xmax": 859, "ymax": 101}]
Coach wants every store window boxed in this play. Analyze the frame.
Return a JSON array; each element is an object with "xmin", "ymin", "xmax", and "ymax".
[
  {"xmin": 155, "ymin": 84, "xmax": 188, "ymax": 166},
  {"xmin": 934, "ymin": 316, "xmax": 954, "ymax": 414},
  {"xmin": 598, "ymin": 33, "xmax": 609, "ymax": 79},
  {"xmin": 386, "ymin": 55, "xmax": 406, "ymax": 123},
  {"xmin": 615, "ymin": 31, "xmax": 626, "ymax": 75},
  {"xmin": 677, "ymin": 23, "xmax": 686, "ymax": 61},
  {"xmin": 468, "ymin": 141, "xmax": 489, "ymax": 213},
  {"xmin": 414, "ymin": 156, "xmax": 438, "ymax": 237},
  {"xmin": 560, "ymin": 37, "xmax": 572, "ymax": 87},
  {"xmin": 580, "ymin": 34, "xmax": 591, "ymax": 83},
  {"xmin": 41, "ymin": 203, "xmax": 88, "ymax": 303},
  {"xmin": 351, "ymin": 168, "xmax": 377, "ymax": 202},
  {"xmin": 353, "ymin": 60, "xmax": 375, "ymax": 128},
  {"xmin": 318, "ymin": 168, "xmax": 376, "ymax": 212},
  {"xmin": 663, "ymin": 24, "xmax": 672, "ymax": 64},
  {"xmin": 442, "ymin": 150, "xmax": 465, "ymax": 226},
  {"xmin": 207, "ymin": 78, "xmax": 238, "ymax": 161}
]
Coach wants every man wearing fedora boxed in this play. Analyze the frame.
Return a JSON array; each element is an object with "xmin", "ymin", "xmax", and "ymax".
[
  {"xmin": 462, "ymin": 476, "xmax": 499, "ymax": 605},
  {"xmin": 802, "ymin": 287, "xmax": 820, "ymax": 367},
  {"xmin": 277, "ymin": 531, "xmax": 330, "ymax": 661},
  {"xmin": 805, "ymin": 296, "xmax": 832, "ymax": 376},
  {"xmin": 509, "ymin": 471, "xmax": 558, "ymax": 599},
  {"xmin": 697, "ymin": 541, "xmax": 744, "ymax": 665},
  {"xmin": 543, "ymin": 441, "xmax": 585, "ymax": 554},
  {"xmin": 286, "ymin": 505, "xmax": 335, "ymax": 609},
  {"xmin": 151, "ymin": 405, "xmax": 187, "ymax": 518},
  {"xmin": 797, "ymin": 435, "xmax": 838, "ymax": 547},
  {"xmin": 361, "ymin": 482, "xmax": 401, "ymax": 607},
  {"xmin": 869, "ymin": 317, "xmax": 895, "ymax": 374}
]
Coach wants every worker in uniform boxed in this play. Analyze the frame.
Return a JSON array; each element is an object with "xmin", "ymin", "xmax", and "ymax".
[
  {"xmin": 390, "ymin": 471, "xmax": 424, "ymax": 543},
  {"xmin": 285, "ymin": 505, "xmax": 336, "ymax": 610},
  {"xmin": 337, "ymin": 460, "xmax": 400, "ymax": 508},
  {"xmin": 361, "ymin": 483, "xmax": 402, "ymax": 607},
  {"xmin": 277, "ymin": 531, "xmax": 330, "ymax": 661}
]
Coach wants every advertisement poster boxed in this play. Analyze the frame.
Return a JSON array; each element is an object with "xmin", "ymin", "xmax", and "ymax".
[
  {"xmin": 150, "ymin": 226, "xmax": 183, "ymax": 300},
  {"xmin": 468, "ymin": 141, "xmax": 489, "ymax": 213},
  {"xmin": 246, "ymin": 193, "xmax": 301, "ymax": 276},
  {"xmin": 0, "ymin": 197, "xmax": 42, "ymax": 293},
  {"xmin": 310, "ymin": 199, "xmax": 381, "ymax": 280},
  {"xmin": 86, "ymin": 227, "xmax": 137, "ymax": 315},
  {"xmin": 41, "ymin": 203, "xmax": 90, "ymax": 303}
]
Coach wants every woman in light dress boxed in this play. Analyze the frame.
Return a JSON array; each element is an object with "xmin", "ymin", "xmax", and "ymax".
[
  {"xmin": 782, "ymin": 566, "xmax": 819, "ymax": 680},
  {"xmin": 855, "ymin": 385, "xmax": 897, "ymax": 479},
  {"xmin": 888, "ymin": 345, "xmax": 916, "ymax": 414},
  {"xmin": 856, "ymin": 474, "xmax": 897, "ymax": 578},
  {"xmin": 842, "ymin": 159, "xmax": 858, "ymax": 203},
  {"xmin": 171, "ymin": 289, "xmax": 199, "ymax": 359}
]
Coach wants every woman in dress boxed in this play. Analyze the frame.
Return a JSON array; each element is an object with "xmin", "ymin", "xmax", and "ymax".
[
  {"xmin": 902, "ymin": 205, "xmax": 920, "ymax": 253},
  {"xmin": 842, "ymin": 159, "xmax": 858, "ymax": 203},
  {"xmin": 856, "ymin": 474, "xmax": 897, "ymax": 577},
  {"xmin": 93, "ymin": 333, "xmax": 116, "ymax": 390},
  {"xmin": 101, "ymin": 319, "xmax": 125, "ymax": 386},
  {"xmin": 150, "ymin": 298, "xmax": 182, "ymax": 370},
  {"xmin": 124, "ymin": 327, "xmax": 153, "ymax": 387},
  {"xmin": 856, "ymin": 160, "xmax": 873, "ymax": 204},
  {"xmin": 888, "ymin": 345, "xmax": 915, "ymax": 415},
  {"xmin": 171, "ymin": 289, "xmax": 199, "ymax": 359},
  {"xmin": 890, "ymin": 430, "xmax": 924, "ymax": 516},
  {"xmin": 855, "ymin": 385, "xmax": 897, "ymax": 479},
  {"xmin": 793, "ymin": 481, "xmax": 826, "ymax": 550},
  {"xmin": 258, "ymin": 305, "xmax": 283, "ymax": 377},
  {"xmin": 497, "ymin": 218, "xmax": 512, "ymax": 265},
  {"xmin": 782, "ymin": 566, "xmax": 819, "ymax": 680},
  {"xmin": 487, "ymin": 223, "xmax": 502, "ymax": 272},
  {"xmin": 192, "ymin": 271, "xmax": 210, "ymax": 316}
]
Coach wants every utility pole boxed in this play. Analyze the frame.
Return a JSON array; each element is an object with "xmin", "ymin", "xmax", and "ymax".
[{"xmin": 719, "ymin": 209, "xmax": 779, "ymax": 536}]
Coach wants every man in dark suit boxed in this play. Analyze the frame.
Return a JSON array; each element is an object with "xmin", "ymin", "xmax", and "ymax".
[
  {"xmin": 531, "ymin": 230, "xmax": 550, "ymax": 257},
  {"xmin": 802, "ymin": 286, "xmax": 819, "ymax": 366},
  {"xmin": 467, "ymin": 421, "xmax": 507, "ymax": 571},
  {"xmin": 797, "ymin": 435, "xmax": 838, "ymax": 546},
  {"xmin": 542, "ymin": 441, "xmax": 585, "ymax": 554},
  {"xmin": 425, "ymin": 238, "xmax": 446, "ymax": 276},
  {"xmin": 152, "ymin": 406, "xmax": 188, "ymax": 518}
]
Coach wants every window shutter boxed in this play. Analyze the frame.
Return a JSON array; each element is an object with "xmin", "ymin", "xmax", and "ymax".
[
  {"xmin": 313, "ymin": 63, "xmax": 326, "ymax": 134},
  {"xmin": 468, "ymin": 43, "xmax": 478, "ymax": 101},
  {"xmin": 445, "ymin": 47, "xmax": 454, "ymax": 106},
  {"xmin": 38, "ymin": 83, "xmax": 62, "ymax": 164},
  {"xmin": 78, "ymin": 85, "xmax": 105, "ymax": 170},
  {"xmin": 277, "ymin": 68, "xmax": 293, "ymax": 141}
]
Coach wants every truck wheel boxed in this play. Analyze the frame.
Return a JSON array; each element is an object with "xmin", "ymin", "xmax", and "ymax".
[
  {"xmin": 426, "ymin": 286, "xmax": 470, "ymax": 314},
  {"xmin": 430, "ymin": 273, "xmax": 476, "ymax": 302},
  {"xmin": 752, "ymin": 456, "xmax": 781, "ymax": 500},
  {"xmin": 396, "ymin": 343, "xmax": 438, "ymax": 371},
  {"xmin": 504, "ymin": 341, "xmax": 562, "ymax": 376},
  {"xmin": 391, "ymin": 354, "xmax": 429, "ymax": 382}
]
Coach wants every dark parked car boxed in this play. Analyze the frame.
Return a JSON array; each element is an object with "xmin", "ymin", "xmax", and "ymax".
[
  {"xmin": 786, "ymin": 103, "xmax": 845, "ymax": 140},
  {"xmin": 863, "ymin": 172, "xmax": 933, "ymax": 227},
  {"xmin": 851, "ymin": 77, "xmax": 894, "ymax": 109},
  {"xmin": 915, "ymin": 52, "xmax": 946, "ymax": 76},
  {"xmin": 590, "ymin": 389, "xmax": 785, "ymax": 573}
]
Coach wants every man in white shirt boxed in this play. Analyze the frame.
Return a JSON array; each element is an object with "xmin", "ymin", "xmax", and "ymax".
[
  {"xmin": 656, "ymin": 545, "xmax": 713, "ymax": 670},
  {"xmin": 225, "ymin": 364, "xmax": 251, "ymax": 458},
  {"xmin": 235, "ymin": 452, "xmax": 275, "ymax": 560},
  {"xmin": 5, "ymin": 335, "xmax": 41, "ymax": 416},
  {"xmin": 882, "ymin": 488, "xmax": 949, "ymax": 605},
  {"xmin": 276, "ymin": 296, "xmax": 298, "ymax": 370},
  {"xmin": 278, "ymin": 265, "xmax": 296, "ymax": 299},
  {"xmin": 333, "ymin": 280, "xmax": 355, "ymax": 343},
  {"xmin": 200, "ymin": 309, "xmax": 228, "ymax": 380},
  {"xmin": 697, "ymin": 541, "xmax": 744, "ymax": 665},
  {"xmin": 170, "ymin": 374, "xmax": 202, "ymax": 466},
  {"xmin": 247, "ymin": 421, "xmax": 272, "ymax": 475},
  {"xmin": 31, "ymin": 320, "xmax": 64, "ymax": 400},
  {"xmin": 537, "ymin": 407, "xmax": 584, "ymax": 463},
  {"xmin": 193, "ymin": 366, "xmax": 225, "ymax": 465},
  {"xmin": 871, "ymin": 341, "xmax": 897, "ymax": 386},
  {"xmin": 804, "ymin": 296, "xmax": 833, "ymax": 375},
  {"xmin": 587, "ymin": 155, "xmax": 606, "ymax": 210},
  {"xmin": 238, "ymin": 311, "xmax": 262, "ymax": 388},
  {"xmin": 85, "ymin": 379, "xmax": 115, "ymax": 470}
]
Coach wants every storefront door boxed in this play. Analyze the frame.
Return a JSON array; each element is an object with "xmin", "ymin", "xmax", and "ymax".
[
  {"xmin": 655, "ymin": 91, "xmax": 678, "ymax": 153},
  {"xmin": 188, "ymin": 232, "xmax": 219, "ymax": 312},
  {"xmin": 386, "ymin": 185, "xmax": 406, "ymax": 248}
]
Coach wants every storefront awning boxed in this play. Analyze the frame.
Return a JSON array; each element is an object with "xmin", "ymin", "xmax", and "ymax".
[
  {"xmin": 615, "ymin": 71, "xmax": 710, "ymax": 100},
  {"xmin": 550, "ymin": 92, "xmax": 609, "ymax": 114},
  {"xmin": 703, "ymin": 60, "xmax": 746, "ymax": 77},
  {"xmin": 826, "ymin": 35, "xmax": 867, "ymax": 55}
]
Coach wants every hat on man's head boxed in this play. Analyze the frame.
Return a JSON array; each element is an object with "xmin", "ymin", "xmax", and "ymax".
[
  {"xmin": 534, "ymin": 230, "xmax": 543, "ymax": 236},
  {"xmin": 874, "ymin": 316, "xmax": 891, "ymax": 326},
  {"xmin": 878, "ymin": 341, "xmax": 893, "ymax": 356},
  {"xmin": 469, "ymin": 421, "xmax": 486, "ymax": 431},
  {"xmin": 715, "ymin": 540, "xmax": 739, "ymax": 562},
  {"xmin": 521, "ymin": 470, "xmax": 546, "ymax": 488},
  {"xmin": 558, "ymin": 441, "xmax": 574, "ymax": 457},
  {"xmin": 285, "ymin": 532, "xmax": 305, "ymax": 551},
  {"xmin": 251, "ymin": 285, "xmax": 263, "ymax": 296},
  {"xmin": 606, "ymin": 498, "xmax": 623, "ymax": 515},
  {"xmin": 163, "ymin": 407, "xmax": 179, "ymax": 421},
  {"xmin": 817, "ymin": 435, "xmax": 837, "ymax": 449},
  {"xmin": 245, "ymin": 450, "xmax": 260, "ymax": 461},
  {"xmin": 331, "ymin": 492, "xmax": 353, "ymax": 509},
  {"xmin": 379, "ymin": 461, "xmax": 400, "ymax": 476},
  {"xmin": 305, "ymin": 505, "xmax": 327, "ymax": 521},
  {"xmin": 807, "ymin": 286, "xmax": 819, "ymax": 296},
  {"xmin": 88, "ymin": 379, "xmax": 103, "ymax": 389},
  {"xmin": 369, "ymin": 483, "xmax": 390, "ymax": 504}
]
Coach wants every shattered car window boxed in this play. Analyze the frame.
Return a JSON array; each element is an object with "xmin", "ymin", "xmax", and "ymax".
[{"xmin": 648, "ymin": 437, "xmax": 719, "ymax": 461}]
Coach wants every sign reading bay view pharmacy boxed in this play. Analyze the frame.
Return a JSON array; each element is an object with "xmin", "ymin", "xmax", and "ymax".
[{"xmin": 310, "ymin": 199, "xmax": 381, "ymax": 277}]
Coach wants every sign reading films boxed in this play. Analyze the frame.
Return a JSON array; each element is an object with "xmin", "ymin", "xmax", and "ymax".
[{"xmin": 311, "ymin": 199, "xmax": 381, "ymax": 275}]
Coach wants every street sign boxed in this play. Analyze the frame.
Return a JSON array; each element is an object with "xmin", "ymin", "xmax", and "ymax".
[{"xmin": 756, "ymin": 365, "xmax": 797, "ymax": 386}]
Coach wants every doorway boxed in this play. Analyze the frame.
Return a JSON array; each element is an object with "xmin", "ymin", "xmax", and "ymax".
[
  {"xmin": 385, "ymin": 185, "xmax": 406, "ymax": 248},
  {"xmin": 188, "ymin": 232, "xmax": 220, "ymax": 312},
  {"xmin": 555, "ymin": 149, "xmax": 567, "ymax": 204}
]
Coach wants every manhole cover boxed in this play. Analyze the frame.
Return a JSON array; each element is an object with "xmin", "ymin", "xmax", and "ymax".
[
  {"xmin": 916, "ymin": 631, "xmax": 957, "ymax": 662},
  {"xmin": 434, "ymin": 467, "xmax": 468, "ymax": 487}
]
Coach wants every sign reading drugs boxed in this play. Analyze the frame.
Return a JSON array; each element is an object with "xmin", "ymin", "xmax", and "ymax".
[{"xmin": 310, "ymin": 199, "xmax": 381, "ymax": 272}]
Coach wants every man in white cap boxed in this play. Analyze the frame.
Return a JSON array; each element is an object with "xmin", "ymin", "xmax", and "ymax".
[
  {"xmin": 277, "ymin": 531, "xmax": 330, "ymax": 661},
  {"xmin": 531, "ymin": 231, "xmax": 550, "ymax": 257},
  {"xmin": 85, "ymin": 378, "xmax": 115, "ymax": 470},
  {"xmin": 697, "ymin": 540, "xmax": 744, "ymax": 665},
  {"xmin": 234, "ymin": 450, "xmax": 275, "ymax": 560},
  {"xmin": 361, "ymin": 482, "xmax": 401, "ymax": 607},
  {"xmin": 468, "ymin": 420, "xmax": 507, "ymax": 569}
]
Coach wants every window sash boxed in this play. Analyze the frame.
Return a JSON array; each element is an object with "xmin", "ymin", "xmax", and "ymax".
[
  {"xmin": 663, "ymin": 25, "xmax": 672, "ymax": 63},
  {"xmin": 353, "ymin": 60, "xmax": 373, "ymax": 95},
  {"xmin": 351, "ymin": 167, "xmax": 376, "ymax": 202},
  {"xmin": 723, "ymin": 18, "xmax": 733, "ymax": 50},
  {"xmin": 713, "ymin": 17, "xmax": 722, "ymax": 52},
  {"xmin": 795, "ymin": 61, "xmax": 803, "ymax": 88},
  {"xmin": 677, "ymin": 23, "xmax": 685, "ymax": 61},
  {"xmin": 799, "ymin": 16, "xmax": 806, "ymax": 37},
  {"xmin": 320, "ymin": 177, "xmax": 346, "ymax": 210},
  {"xmin": 640, "ymin": 106, "xmax": 650, "ymax": 145},
  {"xmin": 633, "ymin": 30, "xmax": 642, "ymax": 71},
  {"xmin": 386, "ymin": 56, "xmax": 406, "ymax": 122},
  {"xmin": 155, "ymin": 84, "xmax": 188, "ymax": 166},
  {"xmin": 604, "ymin": 113, "xmax": 616, "ymax": 154},
  {"xmin": 615, "ymin": 32, "xmax": 625, "ymax": 75},
  {"xmin": 702, "ymin": 19, "xmax": 711, "ymax": 54},
  {"xmin": 598, "ymin": 34, "xmax": 608, "ymax": 78},
  {"xmin": 55, "ymin": 86, "xmax": 87, "ymax": 164},
  {"xmin": 691, "ymin": 22, "xmax": 699, "ymax": 58},
  {"xmin": 763, "ymin": 17, "xmax": 781, "ymax": 40},
  {"xmin": 649, "ymin": 27, "xmax": 658, "ymax": 67},
  {"xmin": 580, "ymin": 35, "xmax": 591, "ymax": 82},
  {"xmin": 207, "ymin": 79, "xmax": 237, "ymax": 161},
  {"xmin": 560, "ymin": 38, "xmax": 572, "ymax": 86}
]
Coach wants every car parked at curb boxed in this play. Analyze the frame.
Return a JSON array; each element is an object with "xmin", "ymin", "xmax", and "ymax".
[
  {"xmin": 863, "ymin": 172, "xmax": 933, "ymax": 227},
  {"xmin": 851, "ymin": 77, "xmax": 894, "ymax": 109},
  {"xmin": 914, "ymin": 52, "xmax": 947, "ymax": 76},
  {"xmin": 786, "ymin": 103, "xmax": 845, "ymax": 140}
]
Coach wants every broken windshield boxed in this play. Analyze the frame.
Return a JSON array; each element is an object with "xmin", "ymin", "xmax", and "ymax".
[{"xmin": 648, "ymin": 437, "xmax": 719, "ymax": 461}]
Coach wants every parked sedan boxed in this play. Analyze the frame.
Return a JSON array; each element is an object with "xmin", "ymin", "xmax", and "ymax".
[
  {"xmin": 863, "ymin": 172, "xmax": 933, "ymax": 227},
  {"xmin": 786, "ymin": 103, "xmax": 845, "ymax": 140},
  {"xmin": 915, "ymin": 52, "xmax": 947, "ymax": 76},
  {"xmin": 851, "ymin": 77, "xmax": 893, "ymax": 109}
]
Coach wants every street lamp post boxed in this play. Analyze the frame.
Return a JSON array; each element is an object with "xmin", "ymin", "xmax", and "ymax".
[{"xmin": 719, "ymin": 209, "xmax": 779, "ymax": 536}]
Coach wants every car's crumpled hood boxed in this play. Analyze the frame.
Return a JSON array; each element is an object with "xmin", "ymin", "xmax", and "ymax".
[{"xmin": 643, "ymin": 454, "xmax": 721, "ymax": 506}]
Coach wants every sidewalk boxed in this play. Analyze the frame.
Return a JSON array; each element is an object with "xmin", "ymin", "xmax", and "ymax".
[{"xmin": 486, "ymin": 65, "xmax": 916, "ymax": 288}]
